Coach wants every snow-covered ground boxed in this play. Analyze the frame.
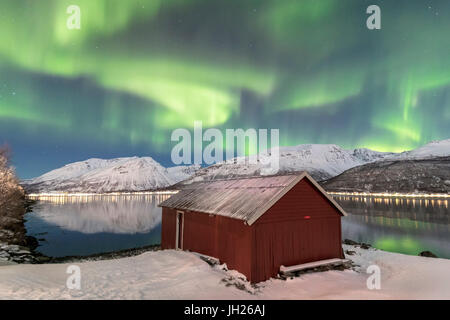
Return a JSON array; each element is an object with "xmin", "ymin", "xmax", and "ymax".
[{"xmin": 0, "ymin": 245, "xmax": 449, "ymax": 300}]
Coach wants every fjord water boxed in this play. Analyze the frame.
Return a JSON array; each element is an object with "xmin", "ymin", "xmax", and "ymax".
[
  {"xmin": 25, "ymin": 194, "xmax": 170, "ymax": 257},
  {"xmin": 336, "ymin": 196, "xmax": 450, "ymax": 258},
  {"xmin": 26, "ymin": 194, "xmax": 450, "ymax": 259}
]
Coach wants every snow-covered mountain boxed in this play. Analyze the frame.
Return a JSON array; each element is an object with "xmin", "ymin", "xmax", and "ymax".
[
  {"xmin": 179, "ymin": 144, "xmax": 394, "ymax": 184},
  {"xmin": 166, "ymin": 165, "xmax": 202, "ymax": 183},
  {"xmin": 22, "ymin": 139, "xmax": 450, "ymax": 193},
  {"xmin": 27, "ymin": 158, "xmax": 133, "ymax": 185},
  {"xmin": 23, "ymin": 157, "xmax": 200, "ymax": 194},
  {"xmin": 323, "ymin": 157, "xmax": 450, "ymax": 194},
  {"xmin": 352, "ymin": 148, "xmax": 395, "ymax": 162},
  {"xmin": 391, "ymin": 139, "xmax": 450, "ymax": 160},
  {"xmin": 179, "ymin": 140, "xmax": 450, "ymax": 185},
  {"xmin": 322, "ymin": 140, "xmax": 450, "ymax": 194}
]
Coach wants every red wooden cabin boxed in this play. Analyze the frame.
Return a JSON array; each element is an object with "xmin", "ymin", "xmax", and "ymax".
[{"xmin": 159, "ymin": 172, "xmax": 346, "ymax": 283}]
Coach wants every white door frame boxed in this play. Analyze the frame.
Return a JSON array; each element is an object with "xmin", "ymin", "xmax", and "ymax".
[{"xmin": 175, "ymin": 211, "xmax": 184, "ymax": 250}]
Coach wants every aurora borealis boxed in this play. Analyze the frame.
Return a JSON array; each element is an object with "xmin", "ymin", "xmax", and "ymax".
[{"xmin": 0, "ymin": 0, "xmax": 449, "ymax": 178}]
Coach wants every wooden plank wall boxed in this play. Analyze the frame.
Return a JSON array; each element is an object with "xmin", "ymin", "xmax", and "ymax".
[
  {"xmin": 162, "ymin": 178, "xmax": 344, "ymax": 283},
  {"xmin": 161, "ymin": 207, "xmax": 177, "ymax": 249},
  {"xmin": 161, "ymin": 207, "xmax": 253, "ymax": 280},
  {"xmin": 251, "ymin": 179, "xmax": 344, "ymax": 282}
]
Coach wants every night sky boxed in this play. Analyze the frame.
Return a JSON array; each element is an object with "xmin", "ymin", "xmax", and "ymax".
[{"xmin": 0, "ymin": 0, "xmax": 449, "ymax": 178}]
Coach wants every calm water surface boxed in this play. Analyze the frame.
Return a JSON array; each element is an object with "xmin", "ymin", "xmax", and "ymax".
[
  {"xmin": 335, "ymin": 196, "xmax": 450, "ymax": 258},
  {"xmin": 26, "ymin": 194, "xmax": 450, "ymax": 259},
  {"xmin": 25, "ymin": 194, "xmax": 170, "ymax": 257}
]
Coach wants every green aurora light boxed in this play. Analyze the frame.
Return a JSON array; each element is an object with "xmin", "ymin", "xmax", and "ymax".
[{"xmin": 0, "ymin": 0, "xmax": 449, "ymax": 176}]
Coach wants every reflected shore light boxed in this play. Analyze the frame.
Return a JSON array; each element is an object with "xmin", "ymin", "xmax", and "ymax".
[
  {"xmin": 329, "ymin": 191, "xmax": 450, "ymax": 198},
  {"xmin": 26, "ymin": 191, "xmax": 178, "ymax": 204}
]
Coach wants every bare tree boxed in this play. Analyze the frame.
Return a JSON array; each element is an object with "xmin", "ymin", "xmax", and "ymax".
[
  {"xmin": 0, "ymin": 144, "xmax": 11, "ymax": 166},
  {"xmin": 0, "ymin": 145, "xmax": 25, "ymax": 241}
]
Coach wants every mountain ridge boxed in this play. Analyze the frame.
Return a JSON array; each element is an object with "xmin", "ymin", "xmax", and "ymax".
[
  {"xmin": 178, "ymin": 144, "xmax": 393, "ymax": 185},
  {"xmin": 323, "ymin": 156, "xmax": 450, "ymax": 194},
  {"xmin": 22, "ymin": 139, "xmax": 450, "ymax": 193},
  {"xmin": 23, "ymin": 157, "xmax": 200, "ymax": 194}
]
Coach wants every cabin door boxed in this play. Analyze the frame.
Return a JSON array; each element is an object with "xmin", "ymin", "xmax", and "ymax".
[{"xmin": 176, "ymin": 211, "xmax": 184, "ymax": 250}]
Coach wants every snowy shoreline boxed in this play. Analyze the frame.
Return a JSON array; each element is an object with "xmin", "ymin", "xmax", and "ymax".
[
  {"xmin": 0, "ymin": 245, "xmax": 449, "ymax": 300},
  {"xmin": 0, "ymin": 242, "xmax": 161, "ymax": 265}
]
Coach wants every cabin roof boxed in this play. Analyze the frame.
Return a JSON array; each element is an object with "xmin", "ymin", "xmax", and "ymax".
[{"xmin": 158, "ymin": 172, "xmax": 346, "ymax": 225}]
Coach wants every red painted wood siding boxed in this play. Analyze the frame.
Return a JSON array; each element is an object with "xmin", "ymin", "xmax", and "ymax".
[
  {"xmin": 257, "ymin": 179, "xmax": 343, "ymax": 223},
  {"xmin": 161, "ymin": 207, "xmax": 177, "ymax": 249},
  {"xmin": 215, "ymin": 214, "xmax": 253, "ymax": 279},
  {"xmin": 161, "ymin": 178, "xmax": 344, "ymax": 283},
  {"xmin": 183, "ymin": 210, "xmax": 217, "ymax": 256},
  {"xmin": 251, "ymin": 179, "xmax": 343, "ymax": 283},
  {"xmin": 161, "ymin": 208, "xmax": 253, "ymax": 280}
]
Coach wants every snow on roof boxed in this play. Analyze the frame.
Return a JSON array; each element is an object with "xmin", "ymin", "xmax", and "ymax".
[{"xmin": 159, "ymin": 172, "xmax": 346, "ymax": 224}]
